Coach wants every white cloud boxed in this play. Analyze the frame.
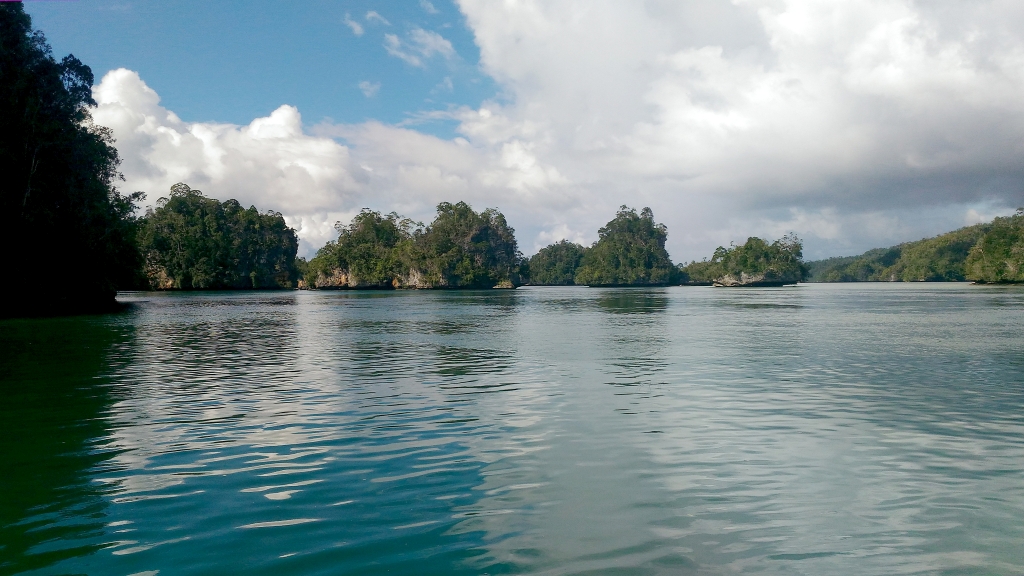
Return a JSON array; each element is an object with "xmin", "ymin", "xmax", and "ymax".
[
  {"xmin": 420, "ymin": 0, "xmax": 439, "ymax": 15},
  {"xmin": 358, "ymin": 80, "xmax": 380, "ymax": 97},
  {"xmin": 92, "ymin": 69, "xmax": 362, "ymax": 255},
  {"xmin": 93, "ymin": 1, "xmax": 1024, "ymax": 262},
  {"xmin": 365, "ymin": 11, "xmax": 390, "ymax": 26},
  {"xmin": 383, "ymin": 28, "xmax": 455, "ymax": 67},
  {"xmin": 343, "ymin": 13, "xmax": 363, "ymax": 36}
]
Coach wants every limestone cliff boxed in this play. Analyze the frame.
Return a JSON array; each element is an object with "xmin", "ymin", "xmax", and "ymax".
[{"xmin": 713, "ymin": 269, "xmax": 801, "ymax": 287}]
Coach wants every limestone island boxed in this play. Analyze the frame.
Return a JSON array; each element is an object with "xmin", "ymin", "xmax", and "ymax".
[{"xmin": 680, "ymin": 235, "xmax": 807, "ymax": 287}]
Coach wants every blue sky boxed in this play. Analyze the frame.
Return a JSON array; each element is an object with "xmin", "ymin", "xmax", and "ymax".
[{"xmin": 28, "ymin": 0, "xmax": 497, "ymax": 138}]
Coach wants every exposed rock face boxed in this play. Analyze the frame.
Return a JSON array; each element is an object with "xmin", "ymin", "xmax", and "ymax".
[
  {"xmin": 314, "ymin": 268, "xmax": 392, "ymax": 289},
  {"xmin": 312, "ymin": 267, "xmax": 520, "ymax": 290},
  {"xmin": 713, "ymin": 270, "xmax": 801, "ymax": 287}
]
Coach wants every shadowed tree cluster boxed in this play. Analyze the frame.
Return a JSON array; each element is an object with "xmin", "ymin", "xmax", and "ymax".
[
  {"xmin": 306, "ymin": 201, "xmax": 525, "ymax": 289},
  {"xmin": 527, "ymin": 240, "xmax": 587, "ymax": 285},
  {"xmin": 138, "ymin": 184, "xmax": 299, "ymax": 289},
  {"xmin": 0, "ymin": 4, "xmax": 143, "ymax": 315}
]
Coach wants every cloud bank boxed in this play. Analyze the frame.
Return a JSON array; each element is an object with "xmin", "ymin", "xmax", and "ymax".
[{"xmin": 94, "ymin": 1, "xmax": 1024, "ymax": 260}]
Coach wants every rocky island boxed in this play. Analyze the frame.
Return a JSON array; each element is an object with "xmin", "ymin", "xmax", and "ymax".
[
  {"xmin": 681, "ymin": 235, "xmax": 807, "ymax": 287},
  {"xmin": 305, "ymin": 202, "xmax": 525, "ymax": 290}
]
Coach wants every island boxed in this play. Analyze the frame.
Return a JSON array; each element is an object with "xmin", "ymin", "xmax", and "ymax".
[
  {"xmin": 529, "ymin": 206, "xmax": 681, "ymax": 286},
  {"xmin": 304, "ymin": 202, "xmax": 525, "ymax": 289},
  {"xmin": 681, "ymin": 234, "xmax": 807, "ymax": 287}
]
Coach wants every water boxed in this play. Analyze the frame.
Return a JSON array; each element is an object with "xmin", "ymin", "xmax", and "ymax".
[{"xmin": 2, "ymin": 284, "xmax": 1023, "ymax": 575}]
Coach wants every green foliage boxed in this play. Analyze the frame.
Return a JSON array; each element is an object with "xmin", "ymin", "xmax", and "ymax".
[
  {"xmin": 409, "ymin": 201, "xmax": 524, "ymax": 288},
  {"xmin": 807, "ymin": 224, "xmax": 990, "ymax": 282},
  {"xmin": 574, "ymin": 206, "xmax": 680, "ymax": 286},
  {"xmin": 308, "ymin": 202, "xmax": 525, "ymax": 289},
  {"xmin": 965, "ymin": 210, "xmax": 1024, "ymax": 283},
  {"xmin": 138, "ymin": 184, "xmax": 299, "ymax": 289},
  {"xmin": 682, "ymin": 234, "xmax": 807, "ymax": 285},
  {"xmin": 307, "ymin": 209, "xmax": 415, "ymax": 287},
  {"xmin": 0, "ymin": 4, "xmax": 144, "ymax": 315},
  {"xmin": 528, "ymin": 240, "xmax": 587, "ymax": 285}
]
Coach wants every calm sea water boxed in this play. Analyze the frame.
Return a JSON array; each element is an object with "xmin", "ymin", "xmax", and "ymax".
[{"xmin": 2, "ymin": 284, "xmax": 1023, "ymax": 575}]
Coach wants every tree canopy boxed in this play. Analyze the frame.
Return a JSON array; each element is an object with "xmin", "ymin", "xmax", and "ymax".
[
  {"xmin": 573, "ymin": 206, "xmax": 680, "ymax": 286},
  {"xmin": 683, "ymin": 234, "xmax": 806, "ymax": 286},
  {"xmin": 138, "ymin": 183, "xmax": 299, "ymax": 289},
  {"xmin": 306, "ymin": 202, "xmax": 525, "ymax": 289},
  {"xmin": 528, "ymin": 240, "xmax": 587, "ymax": 285},
  {"xmin": 806, "ymin": 224, "xmax": 992, "ymax": 282},
  {"xmin": 964, "ymin": 209, "xmax": 1024, "ymax": 283},
  {"xmin": 0, "ymin": 4, "xmax": 143, "ymax": 315}
]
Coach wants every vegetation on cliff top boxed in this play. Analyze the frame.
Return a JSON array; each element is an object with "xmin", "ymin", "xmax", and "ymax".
[
  {"xmin": 0, "ymin": 4, "xmax": 143, "ymax": 315},
  {"xmin": 138, "ymin": 184, "xmax": 299, "ymax": 289},
  {"xmin": 681, "ymin": 235, "xmax": 807, "ymax": 286},
  {"xmin": 307, "ymin": 202, "xmax": 525, "ymax": 289},
  {"xmin": 527, "ymin": 240, "xmax": 587, "ymax": 285},
  {"xmin": 572, "ymin": 206, "xmax": 680, "ymax": 286}
]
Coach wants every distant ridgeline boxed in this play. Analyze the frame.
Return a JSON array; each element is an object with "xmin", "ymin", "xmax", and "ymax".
[
  {"xmin": 139, "ymin": 184, "xmax": 300, "ymax": 289},
  {"xmin": 527, "ymin": 206, "xmax": 681, "ymax": 286},
  {"xmin": 805, "ymin": 210, "xmax": 1024, "ymax": 283},
  {"xmin": 305, "ymin": 202, "xmax": 525, "ymax": 289},
  {"xmin": 680, "ymin": 235, "xmax": 808, "ymax": 287}
]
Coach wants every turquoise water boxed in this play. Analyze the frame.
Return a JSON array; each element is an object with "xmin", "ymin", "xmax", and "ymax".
[{"xmin": 2, "ymin": 284, "xmax": 1023, "ymax": 575}]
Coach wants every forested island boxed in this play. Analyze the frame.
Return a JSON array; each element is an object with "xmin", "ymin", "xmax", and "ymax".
[{"xmin": 305, "ymin": 202, "xmax": 524, "ymax": 289}]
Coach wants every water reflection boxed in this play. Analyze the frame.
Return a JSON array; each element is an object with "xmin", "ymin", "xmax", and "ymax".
[{"xmin": 0, "ymin": 315, "xmax": 130, "ymax": 573}]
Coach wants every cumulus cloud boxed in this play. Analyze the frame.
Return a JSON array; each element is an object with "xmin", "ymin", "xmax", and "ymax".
[
  {"xmin": 92, "ymin": 1, "xmax": 1024, "ymax": 261},
  {"xmin": 384, "ymin": 28, "xmax": 455, "ymax": 67},
  {"xmin": 92, "ymin": 69, "xmax": 364, "ymax": 255}
]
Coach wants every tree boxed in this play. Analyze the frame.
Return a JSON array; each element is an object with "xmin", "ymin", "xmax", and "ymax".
[
  {"xmin": 965, "ymin": 209, "xmax": 1024, "ymax": 283},
  {"xmin": 683, "ymin": 234, "xmax": 806, "ymax": 286},
  {"xmin": 528, "ymin": 240, "xmax": 587, "ymax": 285},
  {"xmin": 306, "ymin": 209, "xmax": 415, "ymax": 288},
  {"xmin": 408, "ymin": 202, "xmax": 525, "ymax": 288},
  {"xmin": 574, "ymin": 206, "xmax": 679, "ymax": 286},
  {"xmin": 0, "ymin": 4, "xmax": 143, "ymax": 315},
  {"xmin": 138, "ymin": 184, "xmax": 299, "ymax": 289}
]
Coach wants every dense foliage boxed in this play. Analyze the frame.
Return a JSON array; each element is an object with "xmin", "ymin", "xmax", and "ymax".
[
  {"xmin": 527, "ymin": 240, "xmax": 587, "ymax": 285},
  {"xmin": 573, "ymin": 206, "xmax": 680, "ymax": 286},
  {"xmin": 307, "ymin": 202, "xmax": 525, "ymax": 289},
  {"xmin": 307, "ymin": 210, "xmax": 414, "ymax": 288},
  {"xmin": 964, "ymin": 210, "xmax": 1024, "ymax": 283},
  {"xmin": 0, "ymin": 4, "xmax": 143, "ymax": 315},
  {"xmin": 413, "ymin": 201, "xmax": 524, "ymax": 288},
  {"xmin": 138, "ymin": 184, "xmax": 299, "ymax": 289},
  {"xmin": 682, "ymin": 235, "xmax": 807, "ymax": 285},
  {"xmin": 806, "ymin": 224, "xmax": 990, "ymax": 282}
]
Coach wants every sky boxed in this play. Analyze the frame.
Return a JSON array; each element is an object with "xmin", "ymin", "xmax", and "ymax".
[{"xmin": 27, "ymin": 0, "xmax": 1024, "ymax": 260}]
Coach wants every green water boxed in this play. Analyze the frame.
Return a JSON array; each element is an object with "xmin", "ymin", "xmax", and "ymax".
[{"xmin": 2, "ymin": 284, "xmax": 1023, "ymax": 575}]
